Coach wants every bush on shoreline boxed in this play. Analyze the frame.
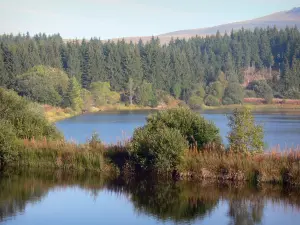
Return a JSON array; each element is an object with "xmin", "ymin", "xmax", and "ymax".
[
  {"xmin": 130, "ymin": 126, "xmax": 188, "ymax": 171},
  {"xmin": 145, "ymin": 108, "xmax": 221, "ymax": 149},
  {"xmin": 0, "ymin": 88, "xmax": 61, "ymax": 140},
  {"xmin": 2, "ymin": 101, "xmax": 300, "ymax": 186}
]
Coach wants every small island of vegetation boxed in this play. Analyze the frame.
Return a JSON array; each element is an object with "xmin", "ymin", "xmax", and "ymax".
[{"xmin": 1, "ymin": 87, "xmax": 300, "ymax": 186}]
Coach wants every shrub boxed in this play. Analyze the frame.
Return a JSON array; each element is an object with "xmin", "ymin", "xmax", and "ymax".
[
  {"xmin": 192, "ymin": 84, "xmax": 206, "ymax": 98},
  {"xmin": 206, "ymin": 81, "xmax": 225, "ymax": 99},
  {"xmin": 14, "ymin": 66, "xmax": 69, "ymax": 106},
  {"xmin": 222, "ymin": 97, "xmax": 234, "ymax": 105},
  {"xmin": 145, "ymin": 108, "xmax": 221, "ymax": 149},
  {"xmin": 264, "ymin": 91, "xmax": 273, "ymax": 104},
  {"xmin": 0, "ymin": 120, "xmax": 18, "ymax": 166},
  {"xmin": 0, "ymin": 88, "xmax": 61, "ymax": 140},
  {"xmin": 247, "ymin": 80, "xmax": 273, "ymax": 99},
  {"xmin": 130, "ymin": 126, "xmax": 188, "ymax": 171},
  {"xmin": 273, "ymin": 92, "xmax": 284, "ymax": 99},
  {"xmin": 244, "ymin": 90, "xmax": 256, "ymax": 98},
  {"xmin": 188, "ymin": 95, "xmax": 203, "ymax": 109},
  {"xmin": 227, "ymin": 107, "xmax": 264, "ymax": 152},
  {"xmin": 223, "ymin": 82, "xmax": 244, "ymax": 105},
  {"xmin": 284, "ymin": 89, "xmax": 300, "ymax": 99},
  {"xmin": 204, "ymin": 95, "xmax": 220, "ymax": 106}
]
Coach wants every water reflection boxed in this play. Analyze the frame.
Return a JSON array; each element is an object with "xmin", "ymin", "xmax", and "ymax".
[
  {"xmin": 1, "ymin": 170, "xmax": 300, "ymax": 225},
  {"xmin": 108, "ymin": 177, "xmax": 218, "ymax": 223},
  {"xmin": 228, "ymin": 199, "xmax": 264, "ymax": 225}
]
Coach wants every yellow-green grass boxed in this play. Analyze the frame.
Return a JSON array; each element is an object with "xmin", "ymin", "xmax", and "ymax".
[
  {"xmin": 13, "ymin": 138, "xmax": 119, "ymax": 175},
  {"xmin": 203, "ymin": 103, "xmax": 300, "ymax": 114},
  {"xmin": 10, "ymin": 138, "xmax": 300, "ymax": 186},
  {"xmin": 179, "ymin": 148, "xmax": 300, "ymax": 185}
]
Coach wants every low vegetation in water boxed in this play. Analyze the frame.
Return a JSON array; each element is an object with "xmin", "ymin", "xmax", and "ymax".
[
  {"xmin": 180, "ymin": 148, "xmax": 300, "ymax": 185},
  {"xmin": 1, "ymin": 93, "xmax": 300, "ymax": 186}
]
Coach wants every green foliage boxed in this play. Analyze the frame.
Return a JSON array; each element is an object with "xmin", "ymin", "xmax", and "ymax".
[
  {"xmin": 206, "ymin": 81, "xmax": 224, "ymax": 99},
  {"xmin": 264, "ymin": 91, "xmax": 273, "ymax": 104},
  {"xmin": 0, "ymin": 88, "xmax": 61, "ymax": 140},
  {"xmin": 284, "ymin": 89, "xmax": 300, "ymax": 99},
  {"xmin": 1, "ymin": 28, "xmax": 300, "ymax": 108},
  {"xmin": 223, "ymin": 83, "xmax": 244, "ymax": 105},
  {"xmin": 63, "ymin": 77, "xmax": 83, "ymax": 111},
  {"xmin": 131, "ymin": 126, "xmax": 188, "ymax": 171},
  {"xmin": 172, "ymin": 83, "xmax": 182, "ymax": 99},
  {"xmin": 81, "ymin": 88, "xmax": 93, "ymax": 111},
  {"xmin": 0, "ymin": 120, "xmax": 18, "ymax": 166},
  {"xmin": 204, "ymin": 95, "xmax": 220, "ymax": 106},
  {"xmin": 244, "ymin": 90, "xmax": 257, "ymax": 98},
  {"xmin": 188, "ymin": 95, "xmax": 203, "ymax": 109},
  {"xmin": 247, "ymin": 80, "xmax": 273, "ymax": 99},
  {"xmin": 193, "ymin": 84, "xmax": 206, "ymax": 98},
  {"xmin": 14, "ymin": 66, "xmax": 69, "ymax": 106},
  {"xmin": 90, "ymin": 82, "xmax": 120, "ymax": 106},
  {"xmin": 135, "ymin": 81, "xmax": 157, "ymax": 107},
  {"xmin": 227, "ymin": 107, "xmax": 264, "ymax": 152},
  {"xmin": 145, "ymin": 108, "xmax": 221, "ymax": 149}
]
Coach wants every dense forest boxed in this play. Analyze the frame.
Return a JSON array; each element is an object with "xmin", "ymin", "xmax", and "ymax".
[{"xmin": 0, "ymin": 26, "xmax": 300, "ymax": 110}]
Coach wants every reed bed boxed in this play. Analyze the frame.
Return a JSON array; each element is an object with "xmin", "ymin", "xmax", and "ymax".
[
  {"xmin": 11, "ymin": 138, "xmax": 300, "ymax": 186},
  {"xmin": 180, "ymin": 147, "xmax": 300, "ymax": 185},
  {"xmin": 16, "ymin": 138, "xmax": 117, "ymax": 174}
]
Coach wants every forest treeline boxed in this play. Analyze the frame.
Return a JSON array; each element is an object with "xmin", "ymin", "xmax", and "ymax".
[{"xmin": 1, "ymin": 27, "xmax": 300, "ymax": 110}]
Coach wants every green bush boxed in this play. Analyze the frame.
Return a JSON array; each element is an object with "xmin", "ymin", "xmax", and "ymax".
[
  {"xmin": 0, "ymin": 88, "xmax": 61, "ymax": 140},
  {"xmin": 130, "ymin": 126, "xmax": 188, "ymax": 171},
  {"xmin": 0, "ymin": 120, "xmax": 19, "ymax": 166},
  {"xmin": 145, "ymin": 108, "xmax": 221, "ymax": 149},
  {"xmin": 247, "ymin": 80, "xmax": 273, "ymax": 99},
  {"xmin": 188, "ymin": 95, "xmax": 203, "ymax": 109},
  {"xmin": 228, "ymin": 107, "xmax": 264, "ymax": 152},
  {"xmin": 222, "ymin": 82, "xmax": 244, "ymax": 105},
  {"xmin": 284, "ymin": 89, "xmax": 300, "ymax": 99},
  {"xmin": 222, "ymin": 97, "xmax": 234, "ymax": 105},
  {"xmin": 244, "ymin": 90, "xmax": 256, "ymax": 98},
  {"xmin": 204, "ymin": 95, "xmax": 220, "ymax": 106},
  {"xmin": 14, "ymin": 65, "xmax": 69, "ymax": 106},
  {"xmin": 206, "ymin": 81, "xmax": 225, "ymax": 99}
]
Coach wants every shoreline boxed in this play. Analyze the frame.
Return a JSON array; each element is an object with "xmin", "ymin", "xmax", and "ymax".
[
  {"xmin": 7, "ymin": 139, "xmax": 300, "ymax": 186},
  {"xmin": 46, "ymin": 103, "xmax": 300, "ymax": 123}
]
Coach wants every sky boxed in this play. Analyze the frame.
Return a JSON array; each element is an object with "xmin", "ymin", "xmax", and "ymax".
[{"xmin": 0, "ymin": 0, "xmax": 299, "ymax": 39}]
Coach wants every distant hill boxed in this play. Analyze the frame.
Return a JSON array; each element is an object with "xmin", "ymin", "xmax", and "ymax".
[{"xmin": 107, "ymin": 7, "xmax": 300, "ymax": 44}]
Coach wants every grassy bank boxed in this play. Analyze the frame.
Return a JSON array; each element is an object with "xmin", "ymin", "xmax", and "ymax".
[
  {"xmin": 179, "ymin": 148, "xmax": 300, "ymax": 185},
  {"xmin": 44, "ymin": 104, "xmax": 153, "ymax": 122},
  {"xmin": 8, "ymin": 138, "xmax": 300, "ymax": 186},
  {"xmin": 13, "ymin": 138, "xmax": 121, "ymax": 176},
  {"xmin": 203, "ymin": 100, "xmax": 300, "ymax": 113},
  {"xmin": 44, "ymin": 99, "xmax": 183, "ymax": 122}
]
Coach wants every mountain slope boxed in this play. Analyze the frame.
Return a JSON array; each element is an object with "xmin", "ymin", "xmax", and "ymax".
[
  {"xmin": 161, "ymin": 7, "xmax": 300, "ymax": 37},
  {"xmin": 108, "ymin": 7, "xmax": 300, "ymax": 44}
]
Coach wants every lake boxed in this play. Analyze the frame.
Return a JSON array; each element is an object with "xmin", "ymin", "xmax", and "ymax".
[
  {"xmin": 1, "ymin": 170, "xmax": 300, "ymax": 225},
  {"xmin": 56, "ymin": 110, "xmax": 300, "ymax": 150}
]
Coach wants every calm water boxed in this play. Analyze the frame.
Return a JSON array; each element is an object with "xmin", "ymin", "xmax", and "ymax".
[
  {"xmin": 1, "ymin": 170, "xmax": 300, "ymax": 225},
  {"xmin": 56, "ymin": 110, "xmax": 300, "ymax": 149}
]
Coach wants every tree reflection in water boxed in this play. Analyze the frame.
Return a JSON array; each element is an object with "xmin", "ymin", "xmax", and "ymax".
[{"xmin": 0, "ymin": 169, "xmax": 300, "ymax": 224}]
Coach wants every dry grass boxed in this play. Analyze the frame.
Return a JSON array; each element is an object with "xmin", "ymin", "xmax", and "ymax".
[
  {"xmin": 11, "ymin": 138, "xmax": 300, "ymax": 186},
  {"xmin": 16, "ymin": 138, "xmax": 117, "ymax": 174},
  {"xmin": 180, "ymin": 148, "xmax": 300, "ymax": 185}
]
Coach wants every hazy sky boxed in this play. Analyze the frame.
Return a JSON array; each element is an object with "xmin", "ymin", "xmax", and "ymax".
[{"xmin": 0, "ymin": 0, "xmax": 299, "ymax": 39}]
